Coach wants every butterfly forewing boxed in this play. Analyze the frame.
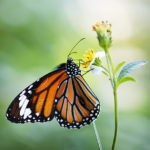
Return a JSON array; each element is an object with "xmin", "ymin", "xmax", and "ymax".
[{"xmin": 6, "ymin": 67, "xmax": 67, "ymax": 123}]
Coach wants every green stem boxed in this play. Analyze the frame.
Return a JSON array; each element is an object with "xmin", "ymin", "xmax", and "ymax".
[
  {"xmin": 93, "ymin": 121, "xmax": 103, "ymax": 150},
  {"xmin": 112, "ymin": 87, "xmax": 118, "ymax": 150},
  {"xmin": 104, "ymin": 47, "xmax": 118, "ymax": 150},
  {"xmin": 107, "ymin": 50, "xmax": 116, "ymax": 85},
  {"xmin": 105, "ymin": 53, "xmax": 114, "ymax": 87}
]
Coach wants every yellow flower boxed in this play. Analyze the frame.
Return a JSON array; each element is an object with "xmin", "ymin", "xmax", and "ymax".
[
  {"xmin": 82, "ymin": 49, "xmax": 105, "ymax": 76},
  {"xmin": 83, "ymin": 49, "xmax": 95, "ymax": 68},
  {"xmin": 93, "ymin": 21, "xmax": 112, "ymax": 50}
]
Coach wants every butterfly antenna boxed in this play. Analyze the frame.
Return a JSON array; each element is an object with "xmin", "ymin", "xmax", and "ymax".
[{"xmin": 67, "ymin": 38, "xmax": 85, "ymax": 58}]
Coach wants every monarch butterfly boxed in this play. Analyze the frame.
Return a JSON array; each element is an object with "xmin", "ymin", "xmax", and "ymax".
[{"xmin": 6, "ymin": 40, "xmax": 100, "ymax": 129}]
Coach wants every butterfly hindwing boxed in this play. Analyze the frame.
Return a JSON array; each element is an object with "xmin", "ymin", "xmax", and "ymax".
[{"xmin": 54, "ymin": 75, "xmax": 100, "ymax": 129}]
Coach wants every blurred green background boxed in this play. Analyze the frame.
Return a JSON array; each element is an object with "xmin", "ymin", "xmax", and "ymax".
[{"xmin": 0, "ymin": 0, "xmax": 150, "ymax": 150}]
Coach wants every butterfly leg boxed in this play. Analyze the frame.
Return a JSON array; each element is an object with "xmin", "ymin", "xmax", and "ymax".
[
  {"xmin": 74, "ymin": 59, "xmax": 85, "ymax": 68},
  {"xmin": 82, "ymin": 68, "xmax": 94, "ymax": 76}
]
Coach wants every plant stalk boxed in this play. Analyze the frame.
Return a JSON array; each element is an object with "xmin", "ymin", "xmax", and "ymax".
[
  {"xmin": 104, "ymin": 48, "xmax": 118, "ymax": 150},
  {"xmin": 112, "ymin": 87, "xmax": 118, "ymax": 150},
  {"xmin": 93, "ymin": 121, "xmax": 103, "ymax": 150}
]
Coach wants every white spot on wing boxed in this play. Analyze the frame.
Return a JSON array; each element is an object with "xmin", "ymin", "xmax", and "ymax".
[
  {"xmin": 23, "ymin": 108, "xmax": 31, "ymax": 119},
  {"xmin": 19, "ymin": 95, "xmax": 26, "ymax": 101},
  {"xmin": 76, "ymin": 122, "xmax": 79, "ymax": 125},
  {"xmin": 20, "ymin": 90, "xmax": 25, "ymax": 96},
  {"xmin": 28, "ymin": 115, "xmax": 32, "ymax": 118},
  {"xmin": 28, "ymin": 90, "xmax": 32, "ymax": 94},
  {"xmin": 19, "ymin": 98, "xmax": 26, "ymax": 108},
  {"xmin": 36, "ymin": 113, "xmax": 39, "ymax": 116},
  {"xmin": 92, "ymin": 117, "xmax": 95, "ymax": 120},
  {"xmin": 79, "ymin": 125, "xmax": 82, "ymax": 128},
  {"xmin": 28, "ymin": 85, "xmax": 33, "ymax": 89},
  {"xmin": 20, "ymin": 99, "xmax": 29, "ymax": 116}
]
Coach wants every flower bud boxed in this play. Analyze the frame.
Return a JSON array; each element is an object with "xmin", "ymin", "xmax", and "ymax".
[{"xmin": 93, "ymin": 21, "xmax": 112, "ymax": 50}]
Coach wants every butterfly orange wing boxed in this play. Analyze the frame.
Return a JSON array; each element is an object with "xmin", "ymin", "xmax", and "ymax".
[
  {"xmin": 54, "ymin": 74, "xmax": 100, "ymax": 129},
  {"xmin": 6, "ymin": 65, "xmax": 69, "ymax": 123}
]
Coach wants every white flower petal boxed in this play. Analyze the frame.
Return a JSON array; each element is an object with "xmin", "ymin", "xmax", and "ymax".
[
  {"xmin": 90, "ymin": 65, "xmax": 104, "ymax": 76},
  {"xmin": 95, "ymin": 51, "xmax": 105, "ymax": 58},
  {"xmin": 88, "ymin": 58, "xmax": 95, "ymax": 68}
]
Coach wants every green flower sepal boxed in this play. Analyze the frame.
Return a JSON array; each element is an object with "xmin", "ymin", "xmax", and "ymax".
[{"xmin": 92, "ymin": 57, "xmax": 102, "ymax": 67}]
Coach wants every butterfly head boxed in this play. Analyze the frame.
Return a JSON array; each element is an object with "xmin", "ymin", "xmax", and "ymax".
[
  {"xmin": 67, "ymin": 57, "xmax": 73, "ymax": 63},
  {"xmin": 67, "ymin": 58, "xmax": 81, "ymax": 78}
]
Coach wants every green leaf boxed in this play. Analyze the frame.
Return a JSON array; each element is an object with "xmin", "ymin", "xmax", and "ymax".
[
  {"xmin": 117, "ymin": 76, "xmax": 136, "ymax": 87},
  {"xmin": 114, "ymin": 61, "xmax": 126, "ymax": 74},
  {"xmin": 117, "ymin": 61, "xmax": 147, "ymax": 81}
]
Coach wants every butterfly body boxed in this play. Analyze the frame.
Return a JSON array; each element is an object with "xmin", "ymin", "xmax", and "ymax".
[{"xmin": 6, "ymin": 58, "xmax": 100, "ymax": 129}]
